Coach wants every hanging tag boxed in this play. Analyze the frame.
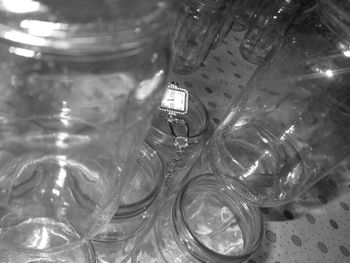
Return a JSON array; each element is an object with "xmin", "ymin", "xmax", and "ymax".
[{"xmin": 160, "ymin": 82, "xmax": 188, "ymax": 115}]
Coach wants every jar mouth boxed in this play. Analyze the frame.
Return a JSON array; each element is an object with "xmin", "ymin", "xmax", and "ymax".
[
  {"xmin": 210, "ymin": 119, "xmax": 307, "ymax": 207},
  {"xmin": 146, "ymin": 91, "xmax": 208, "ymax": 148},
  {"xmin": 0, "ymin": 0, "xmax": 175, "ymax": 56},
  {"xmin": 173, "ymin": 174, "xmax": 263, "ymax": 262}
]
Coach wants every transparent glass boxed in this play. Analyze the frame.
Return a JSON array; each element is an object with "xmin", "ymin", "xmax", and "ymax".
[
  {"xmin": 0, "ymin": 0, "xmax": 175, "ymax": 254},
  {"xmin": 211, "ymin": 0, "xmax": 234, "ymax": 48},
  {"xmin": 154, "ymin": 173, "xmax": 263, "ymax": 263},
  {"xmin": 172, "ymin": 0, "xmax": 229, "ymax": 74},
  {"xmin": 231, "ymin": 0, "xmax": 262, "ymax": 32},
  {"xmin": 0, "ymin": 241, "xmax": 96, "ymax": 263},
  {"xmin": 92, "ymin": 143, "xmax": 163, "ymax": 263},
  {"xmin": 208, "ymin": 0, "xmax": 350, "ymax": 207},
  {"xmin": 240, "ymin": 0, "xmax": 301, "ymax": 64},
  {"xmin": 145, "ymin": 91, "xmax": 208, "ymax": 197}
]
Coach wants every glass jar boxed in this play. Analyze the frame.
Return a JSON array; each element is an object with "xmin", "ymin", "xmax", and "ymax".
[
  {"xmin": 145, "ymin": 90, "xmax": 208, "ymax": 197},
  {"xmin": 207, "ymin": 0, "xmax": 350, "ymax": 207},
  {"xmin": 239, "ymin": 0, "xmax": 301, "ymax": 64},
  {"xmin": 92, "ymin": 142, "xmax": 164, "ymax": 263},
  {"xmin": 172, "ymin": 0, "xmax": 229, "ymax": 74},
  {"xmin": 1, "ymin": 241, "xmax": 96, "ymax": 263},
  {"xmin": 0, "ymin": 0, "xmax": 175, "ymax": 253},
  {"xmin": 211, "ymin": 0, "xmax": 234, "ymax": 48},
  {"xmin": 240, "ymin": 0, "xmax": 301, "ymax": 65},
  {"xmin": 231, "ymin": 0, "xmax": 262, "ymax": 32},
  {"xmin": 133, "ymin": 173, "xmax": 263, "ymax": 263}
]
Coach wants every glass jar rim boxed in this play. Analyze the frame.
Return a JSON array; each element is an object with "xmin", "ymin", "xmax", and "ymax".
[
  {"xmin": 172, "ymin": 173, "xmax": 263, "ymax": 262},
  {"xmin": 0, "ymin": 0, "xmax": 174, "ymax": 56},
  {"xmin": 1, "ymin": 240, "xmax": 97, "ymax": 262}
]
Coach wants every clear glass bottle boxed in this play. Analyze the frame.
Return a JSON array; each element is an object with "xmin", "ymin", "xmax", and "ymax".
[
  {"xmin": 145, "ymin": 90, "xmax": 208, "ymax": 197},
  {"xmin": 133, "ymin": 173, "xmax": 263, "ymax": 263},
  {"xmin": 240, "ymin": 0, "xmax": 301, "ymax": 65},
  {"xmin": 1, "ymin": 241, "xmax": 96, "ymax": 263},
  {"xmin": 0, "ymin": 0, "xmax": 175, "ymax": 254},
  {"xmin": 172, "ymin": 0, "xmax": 229, "ymax": 74},
  {"xmin": 91, "ymin": 143, "xmax": 163, "ymax": 263},
  {"xmin": 207, "ymin": 0, "xmax": 350, "ymax": 207}
]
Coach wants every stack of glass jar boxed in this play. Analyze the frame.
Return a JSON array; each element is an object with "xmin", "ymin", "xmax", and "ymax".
[
  {"xmin": 0, "ymin": 0, "xmax": 265, "ymax": 261},
  {"xmin": 2, "ymin": 0, "xmax": 349, "ymax": 262}
]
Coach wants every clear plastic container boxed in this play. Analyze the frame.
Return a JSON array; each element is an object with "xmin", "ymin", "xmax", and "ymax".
[{"xmin": 0, "ymin": 0, "xmax": 175, "ymax": 254}]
